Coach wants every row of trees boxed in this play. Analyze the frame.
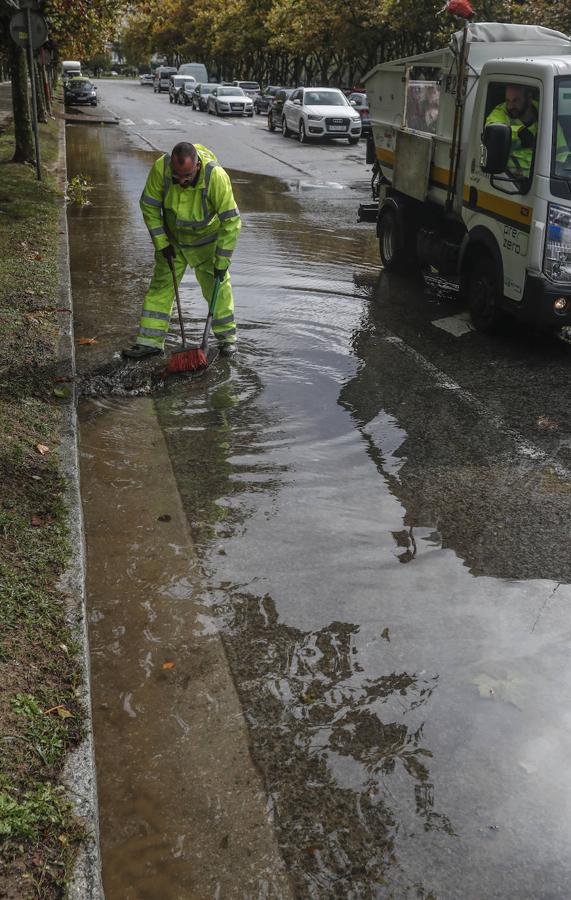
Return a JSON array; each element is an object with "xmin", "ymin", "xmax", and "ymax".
[
  {"xmin": 0, "ymin": 0, "xmax": 130, "ymax": 165},
  {"xmin": 121, "ymin": 0, "xmax": 571, "ymax": 88}
]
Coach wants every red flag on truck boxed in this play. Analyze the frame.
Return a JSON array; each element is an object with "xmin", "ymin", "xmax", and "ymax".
[{"xmin": 446, "ymin": 0, "xmax": 474, "ymax": 17}]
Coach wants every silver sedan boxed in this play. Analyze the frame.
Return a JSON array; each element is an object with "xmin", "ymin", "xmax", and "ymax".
[{"xmin": 207, "ymin": 86, "xmax": 254, "ymax": 117}]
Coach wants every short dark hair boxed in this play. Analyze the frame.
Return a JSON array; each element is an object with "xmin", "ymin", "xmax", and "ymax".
[{"xmin": 172, "ymin": 142, "xmax": 197, "ymax": 164}]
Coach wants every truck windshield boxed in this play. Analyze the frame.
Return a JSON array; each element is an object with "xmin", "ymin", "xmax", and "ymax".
[{"xmin": 552, "ymin": 78, "xmax": 571, "ymax": 178}]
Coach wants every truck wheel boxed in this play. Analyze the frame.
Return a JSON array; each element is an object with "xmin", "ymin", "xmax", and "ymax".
[
  {"xmin": 378, "ymin": 207, "xmax": 407, "ymax": 272},
  {"xmin": 467, "ymin": 257, "xmax": 504, "ymax": 333}
]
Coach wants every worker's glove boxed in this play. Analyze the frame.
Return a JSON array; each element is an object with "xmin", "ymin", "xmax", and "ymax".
[
  {"xmin": 161, "ymin": 245, "xmax": 176, "ymax": 264},
  {"xmin": 518, "ymin": 126, "xmax": 536, "ymax": 150},
  {"xmin": 213, "ymin": 267, "xmax": 228, "ymax": 282}
]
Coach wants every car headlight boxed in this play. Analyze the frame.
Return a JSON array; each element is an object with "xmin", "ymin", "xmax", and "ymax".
[
  {"xmin": 544, "ymin": 202, "xmax": 571, "ymax": 282},
  {"xmin": 307, "ymin": 115, "xmax": 323, "ymax": 121}
]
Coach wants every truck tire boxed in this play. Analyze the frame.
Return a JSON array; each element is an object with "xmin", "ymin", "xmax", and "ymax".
[
  {"xmin": 467, "ymin": 256, "xmax": 504, "ymax": 333},
  {"xmin": 378, "ymin": 207, "xmax": 407, "ymax": 272}
]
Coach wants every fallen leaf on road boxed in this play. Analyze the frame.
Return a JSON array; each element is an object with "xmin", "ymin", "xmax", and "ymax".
[
  {"xmin": 77, "ymin": 337, "xmax": 97, "ymax": 345},
  {"xmin": 162, "ymin": 661, "xmax": 175, "ymax": 670},
  {"xmin": 537, "ymin": 416, "xmax": 558, "ymax": 431},
  {"xmin": 35, "ymin": 443, "xmax": 50, "ymax": 455},
  {"xmin": 157, "ymin": 514, "xmax": 172, "ymax": 522}
]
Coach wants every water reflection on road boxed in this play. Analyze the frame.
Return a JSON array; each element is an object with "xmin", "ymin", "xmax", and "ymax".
[{"xmin": 69, "ymin": 124, "xmax": 571, "ymax": 898}]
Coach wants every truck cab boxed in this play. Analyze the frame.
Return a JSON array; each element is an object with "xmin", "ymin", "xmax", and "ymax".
[{"xmin": 364, "ymin": 24, "xmax": 571, "ymax": 336}]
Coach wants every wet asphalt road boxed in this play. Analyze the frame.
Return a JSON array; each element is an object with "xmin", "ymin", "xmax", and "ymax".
[{"xmin": 69, "ymin": 82, "xmax": 571, "ymax": 898}]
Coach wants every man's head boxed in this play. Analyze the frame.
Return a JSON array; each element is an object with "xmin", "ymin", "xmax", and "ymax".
[
  {"xmin": 504, "ymin": 85, "xmax": 533, "ymax": 120},
  {"xmin": 171, "ymin": 142, "xmax": 200, "ymax": 188}
]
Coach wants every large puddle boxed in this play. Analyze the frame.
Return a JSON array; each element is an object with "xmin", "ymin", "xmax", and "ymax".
[{"xmin": 68, "ymin": 125, "xmax": 571, "ymax": 898}]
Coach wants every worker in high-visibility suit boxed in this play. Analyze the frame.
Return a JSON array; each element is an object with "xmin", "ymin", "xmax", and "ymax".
[
  {"xmin": 486, "ymin": 84, "xmax": 569, "ymax": 180},
  {"xmin": 123, "ymin": 141, "xmax": 241, "ymax": 359}
]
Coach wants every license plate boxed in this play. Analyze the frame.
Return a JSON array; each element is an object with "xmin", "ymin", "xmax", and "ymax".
[{"xmin": 328, "ymin": 125, "xmax": 346, "ymax": 131}]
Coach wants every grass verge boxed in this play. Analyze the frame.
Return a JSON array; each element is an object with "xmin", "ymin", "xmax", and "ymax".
[{"xmin": 0, "ymin": 114, "xmax": 86, "ymax": 897}]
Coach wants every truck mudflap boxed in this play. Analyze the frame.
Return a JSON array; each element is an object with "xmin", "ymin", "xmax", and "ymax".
[{"xmin": 517, "ymin": 274, "xmax": 571, "ymax": 328}]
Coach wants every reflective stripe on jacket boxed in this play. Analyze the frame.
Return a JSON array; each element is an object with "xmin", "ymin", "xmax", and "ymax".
[{"xmin": 139, "ymin": 144, "xmax": 241, "ymax": 270}]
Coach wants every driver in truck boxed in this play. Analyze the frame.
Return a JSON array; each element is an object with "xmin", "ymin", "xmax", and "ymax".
[{"xmin": 486, "ymin": 83, "xmax": 570, "ymax": 179}]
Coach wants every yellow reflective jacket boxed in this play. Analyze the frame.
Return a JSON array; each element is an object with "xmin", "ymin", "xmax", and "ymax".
[
  {"xmin": 139, "ymin": 144, "xmax": 241, "ymax": 271},
  {"xmin": 485, "ymin": 101, "xmax": 538, "ymax": 178}
]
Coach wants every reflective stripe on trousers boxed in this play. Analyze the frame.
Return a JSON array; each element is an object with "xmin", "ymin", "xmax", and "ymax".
[{"xmin": 136, "ymin": 247, "xmax": 236, "ymax": 349}]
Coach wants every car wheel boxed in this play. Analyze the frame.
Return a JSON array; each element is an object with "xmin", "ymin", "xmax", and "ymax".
[
  {"xmin": 268, "ymin": 114, "xmax": 275, "ymax": 132},
  {"xmin": 215, "ymin": 104, "xmax": 220, "ymax": 116},
  {"xmin": 169, "ymin": 94, "xmax": 173, "ymax": 103},
  {"xmin": 282, "ymin": 117, "xmax": 291, "ymax": 137},
  {"xmin": 299, "ymin": 121, "xmax": 308, "ymax": 143},
  {"xmin": 348, "ymin": 136, "xmax": 359, "ymax": 145},
  {"xmin": 467, "ymin": 256, "xmax": 504, "ymax": 333}
]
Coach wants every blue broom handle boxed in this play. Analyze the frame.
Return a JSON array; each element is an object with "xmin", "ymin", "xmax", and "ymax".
[{"xmin": 201, "ymin": 273, "xmax": 222, "ymax": 351}]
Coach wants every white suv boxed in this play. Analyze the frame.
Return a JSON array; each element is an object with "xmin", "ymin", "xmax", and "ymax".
[{"xmin": 282, "ymin": 87, "xmax": 362, "ymax": 144}]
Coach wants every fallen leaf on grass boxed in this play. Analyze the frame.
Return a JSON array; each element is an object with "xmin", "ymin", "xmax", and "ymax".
[
  {"xmin": 30, "ymin": 515, "xmax": 44, "ymax": 527},
  {"xmin": 53, "ymin": 386, "xmax": 70, "ymax": 398},
  {"xmin": 162, "ymin": 661, "xmax": 175, "ymax": 670},
  {"xmin": 44, "ymin": 705, "xmax": 73, "ymax": 718},
  {"xmin": 35, "ymin": 443, "xmax": 50, "ymax": 455},
  {"xmin": 77, "ymin": 337, "xmax": 97, "ymax": 346}
]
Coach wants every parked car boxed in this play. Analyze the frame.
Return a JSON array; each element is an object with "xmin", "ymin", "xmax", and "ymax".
[
  {"xmin": 207, "ymin": 86, "xmax": 254, "ymax": 117},
  {"xmin": 267, "ymin": 88, "xmax": 295, "ymax": 131},
  {"xmin": 348, "ymin": 92, "xmax": 371, "ymax": 135},
  {"xmin": 139, "ymin": 72, "xmax": 153, "ymax": 86},
  {"xmin": 153, "ymin": 66, "xmax": 177, "ymax": 93},
  {"xmin": 178, "ymin": 62, "xmax": 208, "ymax": 83},
  {"xmin": 64, "ymin": 77, "xmax": 98, "ymax": 107},
  {"xmin": 282, "ymin": 87, "xmax": 362, "ymax": 144},
  {"xmin": 254, "ymin": 85, "xmax": 286, "ymax": 115},
  {"xmin": 169, "ymin": 75, "xmax": 196, "ymax": 103},
  {"xmin": 185, "ymin": 82, "xmax": 219, "ymax": 110},
  {"xmin": 231, "ymin": 80, "xmax": 261, "ymax": 101}
]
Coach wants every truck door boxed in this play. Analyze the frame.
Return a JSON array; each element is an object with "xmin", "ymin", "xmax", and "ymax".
[{"xmin": 464, "ymin": 78, "xmax": 541, "ymax": 302}]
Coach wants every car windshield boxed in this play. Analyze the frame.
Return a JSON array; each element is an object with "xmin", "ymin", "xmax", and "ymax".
[
  {"xmin": 219, "ymin": 87, "xmax": 244, "ymax": 96},
  {"xmin": 69, "ymin": 80, "xmax": 92, "ymax": 91},
  {"xmin": 160, "ymin": 69, "xmax": 177, "ymax": 77},
  {"xmin": 239, "ymin": 82, "xmax": 260, "ymax": 90},
  {"xmin": 201, "ymin": 84, "xmax": 218, "ymax": 92},
  {"xmin": 303, "ymin": 90, "xmax": 348, "ymax": 106},
  {"xmin": 553, "ymin": 77, "xmax": 571, "ymax": 178}
]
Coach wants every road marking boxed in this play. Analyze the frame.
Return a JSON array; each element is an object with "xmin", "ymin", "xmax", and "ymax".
[
  {"xmin": 142, "ymin": 118, "xmax": 160, "ymax": 125},
  {"xmin": 121, "ymin": 118, "xmax": 135, "ymax": 126},
  {"xmin": 432, "ymin": 312, "xmax": 475, "ymax": 337},
  {"xmin": 381, "ymin": 332, "xmax": 569, "ymax": 476},
  {"xmin": 167, "ymin": 118, "xmax": 183, "ymax": 126}
]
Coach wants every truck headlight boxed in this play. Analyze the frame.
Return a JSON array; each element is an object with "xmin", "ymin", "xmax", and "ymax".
[{"xmin": 544, "ymin": 202, "xmax": 571, "ymax": 282}]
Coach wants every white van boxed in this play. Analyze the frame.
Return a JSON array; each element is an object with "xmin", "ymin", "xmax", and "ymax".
[
  {"xmin": 61, "ymin": 60, "xmax": 81, "ymax": 80},
  {"xmin": 178, "ymin": 63, "xmax": 208, "ymax": 84}
]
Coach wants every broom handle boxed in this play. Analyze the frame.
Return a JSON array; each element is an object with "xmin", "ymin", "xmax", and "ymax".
[
  {"xmin": 201, "ymin": 273, "xmax": 222, "ymax": 352},
  {"xmin": 168, "ymin": 256, "xmax": 186, "ymax": 349}
]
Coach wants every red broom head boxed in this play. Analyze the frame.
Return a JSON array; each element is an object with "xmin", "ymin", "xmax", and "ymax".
[
  {"xmin": 165, "ymin": 347, "xmax": 208, "ymax": 375},
  {"xmin": 446, "ymin": 0, "xmax": 473, "ymax": 18}
]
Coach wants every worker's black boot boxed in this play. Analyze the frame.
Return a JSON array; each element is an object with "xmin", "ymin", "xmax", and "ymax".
[
  {"xmin": 122, "ymin": 344, "xmax": 163, "ymax": 360},
  {"xmin": 218, "ymin": 342, "xmax": 237, "ymax": 358}
]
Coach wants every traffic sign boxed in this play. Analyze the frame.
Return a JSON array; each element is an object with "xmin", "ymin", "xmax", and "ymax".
[{"xmin": 9, "ymin": 10, "xmax": 48, "ymax": 50}]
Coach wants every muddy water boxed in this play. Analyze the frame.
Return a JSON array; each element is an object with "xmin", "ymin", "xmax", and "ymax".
[{"xmin": 69, "ymin": 125, "xmax": 571, "ymax": 899}]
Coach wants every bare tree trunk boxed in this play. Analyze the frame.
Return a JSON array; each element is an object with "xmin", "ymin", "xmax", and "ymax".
[
  {"xmin": 33, "ymin": 58, "xmax": 47, "ymax": 123},
  {"xmin": 9, "ymin": 41, "xmax": 34, "ymax": 164}
]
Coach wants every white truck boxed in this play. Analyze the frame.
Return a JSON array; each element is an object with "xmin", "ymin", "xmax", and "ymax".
[
  {"xmin": 61, "ymin": 60, "xmax": 82, "ymax": 80},
  {"xmin": 362, "ymin": 23, "xmax": 571, "ymax": 335}
]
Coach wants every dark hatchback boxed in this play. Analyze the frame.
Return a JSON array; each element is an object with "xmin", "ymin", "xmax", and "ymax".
[
  {"xmin": 186, "ymin": 82, "xmax": 219, "ymax": 110},
  {"xmin": 267, "ymin": 88, "xmax": 295, "ymax": 131},
  {"xmin": 255, "ymin": 85, "xmax": 284, "ymax": 115},
  {"xmin": 64, "ymin": 78, "xmax": 97, "ymax": 107}
]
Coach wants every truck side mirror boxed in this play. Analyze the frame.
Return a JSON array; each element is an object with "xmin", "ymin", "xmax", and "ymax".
[{"xmin": 481, "ymin": 123, "xmax": 511, "ymax": 175}]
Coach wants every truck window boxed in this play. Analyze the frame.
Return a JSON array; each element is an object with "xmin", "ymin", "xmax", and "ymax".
[
  {"xmin": 404, "ymin": 66, "xmax": 441, "ymax": 135},
  {"xmin": 484, "ymin": 82, "xmax": 539, "ymax": 192},
  {"xmin": 552, "ymin": 78, "xmax": 571, "ymax": 178}
]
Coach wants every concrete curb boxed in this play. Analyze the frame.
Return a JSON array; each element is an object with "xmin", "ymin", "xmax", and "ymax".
[{"xmin": 54, "ymin": 112, "xmax": 105, "ymax": 900}]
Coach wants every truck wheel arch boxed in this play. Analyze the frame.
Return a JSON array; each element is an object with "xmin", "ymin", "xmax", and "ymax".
[{"xmin": 459, "ymin": 227, "xmax": 504, "ymax": 298}]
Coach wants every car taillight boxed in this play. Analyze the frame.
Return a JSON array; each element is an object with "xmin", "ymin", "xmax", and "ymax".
[{"xmin": 359, "ymin": 108, "xmax": 369, "ymax": 117}]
